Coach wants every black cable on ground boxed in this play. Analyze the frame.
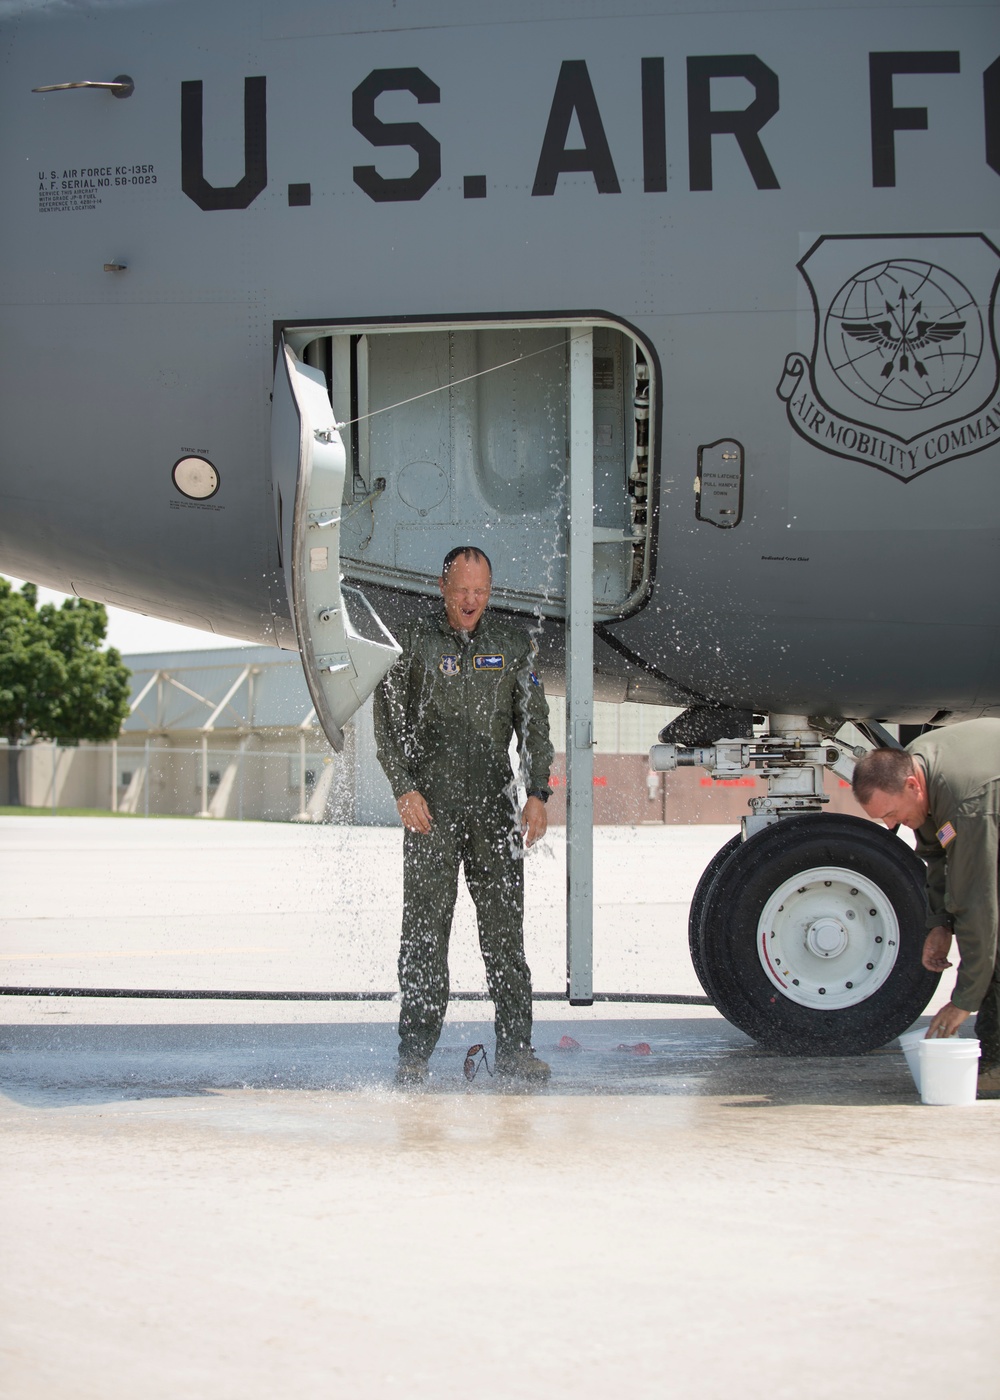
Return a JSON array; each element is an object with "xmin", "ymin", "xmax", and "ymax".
[{"xmin": 0, "ymin": 986, "xmax": 712, "ymax": 1005}]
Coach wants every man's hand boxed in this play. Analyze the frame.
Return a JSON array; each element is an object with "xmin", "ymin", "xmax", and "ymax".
[
  {"xmin": 521, "ymin": 795, "xmax": 547, "ymax": 848},
  {"xmin": 397, "ymin": 790, "xmax": 432, "ymax": 834},
  {"xmin": 922, "ymin": 925, "xmax": 954, "ymax": 973},
  {"xmin": 926, "ymin": 1002, "xmax": 972, "ymax": 1039}
]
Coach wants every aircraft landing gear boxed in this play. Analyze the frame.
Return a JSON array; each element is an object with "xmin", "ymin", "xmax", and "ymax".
[
  {"xmin": 652, "ymin": 712, "xmax": 940, "ymax": 1055},
  {"xmin": 689, "ymin": 815, "xmax": 938, "ymax": 1054}
]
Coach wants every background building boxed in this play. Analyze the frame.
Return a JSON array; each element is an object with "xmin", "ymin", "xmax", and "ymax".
[{"xmin": 2, "ymin": 646, "xmax": 867, "ymax": 823}]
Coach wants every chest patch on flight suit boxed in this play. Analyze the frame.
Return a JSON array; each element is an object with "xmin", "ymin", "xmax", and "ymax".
[
  {"xmin": 439, "ymin": 654, "xmax": 460, "ymax": 676},
  {"xmin": 474, "ymin": 654, "xmax": 505, "ymax": 670},
  {"xmin": 937, "ymin": 821, "xmax": 957, "ymax": 848}
]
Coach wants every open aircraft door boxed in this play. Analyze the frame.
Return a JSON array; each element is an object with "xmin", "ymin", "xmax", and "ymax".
[{"xmin": 271, "ymin": 339, "xmax": 401, "ymax": 751}]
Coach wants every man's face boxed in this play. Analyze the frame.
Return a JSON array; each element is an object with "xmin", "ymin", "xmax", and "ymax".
[
  {"xmin": 439, "ymin": 554, "xmax": 492, "ymax": 633},
  {"xmin": 861, "ymin": 774, "xmax": 929, "ymax": 830}
]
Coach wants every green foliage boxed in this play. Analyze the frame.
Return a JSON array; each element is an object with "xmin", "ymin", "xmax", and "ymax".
[{"xmin": 0, "ymin": 578, "xmax": 131, "ymax": 746}]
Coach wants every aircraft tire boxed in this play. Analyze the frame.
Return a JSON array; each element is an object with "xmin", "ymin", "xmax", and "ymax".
[
  {"xmin": 687, "ymin": 833, "xmax": 742, "ymax": 1001},
  {"xmin": 694, "ymin": 814, "xmax": 938, "ymax": 1055}
]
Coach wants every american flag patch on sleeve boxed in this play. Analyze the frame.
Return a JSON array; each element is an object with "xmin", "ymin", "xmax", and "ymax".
[{"xmin": 936, "ymin": 821, "xmax": 957, "ymax": 848}]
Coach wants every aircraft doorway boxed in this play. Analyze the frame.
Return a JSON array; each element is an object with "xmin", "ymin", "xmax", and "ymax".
[
  {"xmin": 273, "ymin": 315, "xmax": 657, "ymax": 1003},
  {"xmin": 284, "ymin": 315, "xmax": 656, "ymax": 623}
]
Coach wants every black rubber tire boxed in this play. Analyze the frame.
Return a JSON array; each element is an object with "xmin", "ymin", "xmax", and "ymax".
[
  {"xmin": 694, "ymin": 814, "xmax": 939, "ymax": 1055},
  {"xmin": 688, "ymin": 833, "xmax": 742, "ymax": 1001}
]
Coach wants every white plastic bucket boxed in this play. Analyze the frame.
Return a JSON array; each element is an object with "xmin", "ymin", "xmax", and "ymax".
[
  {"xmin": 898, "ymin": 1028, "xmax": 927, "ymax": 1093},
  {"xmin": 917, "ymin": 1037, "xmax": 981, "ymax": 1106}
]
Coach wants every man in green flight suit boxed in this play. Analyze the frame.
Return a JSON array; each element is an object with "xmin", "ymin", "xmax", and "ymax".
[
  {"xmin": 374, "ymin": 546, "xmax": 555, "ymax": 1086},
  {"xmin": 852, "ymin": 719, "xmax": 1000, "ymax": 1098}
]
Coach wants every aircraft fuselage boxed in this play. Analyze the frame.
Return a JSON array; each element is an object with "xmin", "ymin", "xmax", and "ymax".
[{"xmin": 1, "ymin": 0, "xmax": 998, "ymax": 722}]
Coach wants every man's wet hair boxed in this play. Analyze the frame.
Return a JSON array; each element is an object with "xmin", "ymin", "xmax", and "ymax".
[
  {"xmin": 852, "ymin": 747, "xmax": 917, "ymax": 804},
  {"xmin": 441, "ymin": 546, "xmax": 492, "ymax": 581}
]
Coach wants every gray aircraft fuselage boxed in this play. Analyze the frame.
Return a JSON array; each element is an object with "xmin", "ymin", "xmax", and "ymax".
[{"xmin": 1, "ymin": 0, "xmax": 998, "ymax": 725}]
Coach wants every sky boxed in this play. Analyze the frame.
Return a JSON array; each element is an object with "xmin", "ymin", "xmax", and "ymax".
[{"xmin": 2, "ymin": 575, "xmax": 249, "ymax": 657}]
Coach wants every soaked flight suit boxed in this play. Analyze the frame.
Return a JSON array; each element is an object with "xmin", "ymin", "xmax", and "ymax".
[
  {"xmin": 908, "ymin": 719, "xmax": 1000, "ymax": 1069},
  {"xmin": 373, "ymin": 608, "xmax": 554, "ymax": 1063}
]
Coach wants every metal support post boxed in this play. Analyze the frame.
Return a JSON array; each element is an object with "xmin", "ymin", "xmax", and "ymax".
[
  {"xmin": 237, "ymin": 737, "xmax": 245, "ymax": 822},
  {"xmin": 566, "ymin": 329, "xmax": 594, "ymax": 1005},
  {"xmin": 199, "ymin": 733, "xmax": 210, "ymax": 817},
  {"xmin": 111, "ymin": 739, "xmax": 118, "ymax": 813},
  {"xmin": 296, "ymin": 732, "xmax": 308, "ymax": 821}
]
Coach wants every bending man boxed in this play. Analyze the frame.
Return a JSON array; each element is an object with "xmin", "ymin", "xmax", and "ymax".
[
  {"xmin": 374, "ymin": 546, "xmax": 554, "ymax": 1086},
  {"xmin": 852, "ymin": 719, "xmax": 1000, "ymax": 1098}
]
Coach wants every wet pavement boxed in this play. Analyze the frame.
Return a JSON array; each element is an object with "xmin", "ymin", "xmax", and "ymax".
[
  {"xmin": 1, "ymin": 818, "xmax": 997, "ymax": 1398},
  {"xmin": 0, "ymin": 1013, "xmax": 937, "ymax": 1106}
]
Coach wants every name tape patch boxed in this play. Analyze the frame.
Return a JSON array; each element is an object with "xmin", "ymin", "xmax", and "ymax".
[{"xmin": 474, "ymin": 654, "xmax": 505, "ymax": 670}]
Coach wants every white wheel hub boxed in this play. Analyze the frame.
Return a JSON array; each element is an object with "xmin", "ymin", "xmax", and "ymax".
[
  {"xmin": 805, "ymin": 917, "xmax": 849, "ymax": 958},
  {"xmin": 757, "ymin": 866, "xmax": 899, "ymax": 1010}
]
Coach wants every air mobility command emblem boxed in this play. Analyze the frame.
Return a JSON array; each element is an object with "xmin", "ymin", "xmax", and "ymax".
[
  {"xmin": 439, "ymin": 654, "xmax": 459, "ymax": 676},
  {"xmin": 777, "ymin": 234, "xmax": 1000, "ymax": 480}
]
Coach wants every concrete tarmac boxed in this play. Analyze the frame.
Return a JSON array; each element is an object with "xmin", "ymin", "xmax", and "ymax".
[{"xmin": 1, "ymin": 817, "xmax": 997, "ymax": 1399}]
